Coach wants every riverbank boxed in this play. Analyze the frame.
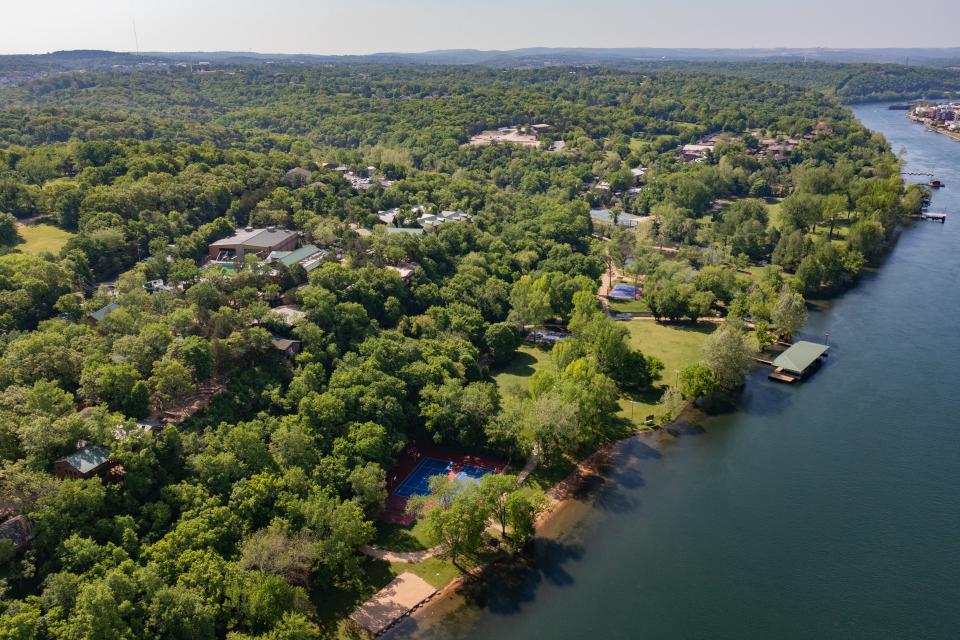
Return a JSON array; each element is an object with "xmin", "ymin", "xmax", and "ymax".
[{"xmin": 382, "ymin": 103, "xmax": 960, "ymax": 640}]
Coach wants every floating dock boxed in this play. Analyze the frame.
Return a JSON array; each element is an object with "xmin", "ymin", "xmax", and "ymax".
[{"xmin": 916, "ymin": 212, "xmax": 947, "ymax": 223}]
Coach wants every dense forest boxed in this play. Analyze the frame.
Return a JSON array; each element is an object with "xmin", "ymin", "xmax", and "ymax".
[{"xmin": 0, "ymin": 63, "xmax": 922, "ymax": 638}]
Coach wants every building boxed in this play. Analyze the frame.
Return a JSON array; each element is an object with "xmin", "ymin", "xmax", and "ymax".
[
  {"xmin": 770, "ymin": 341, "xmax": 830, "ymax": 382},
  {"xmin": 271, "ymin": 305, "xmax": 306, "ymax": 326},
  {"xmin": 0, "ymin": 516, "xmax": 32, "ymax": 553},
  {"xmin": 388, "ymin": 261, "xmax": 418, "ymax": 282},
  {"xmin": 284, "ymin": 167, "xmax": 311, "ymax": 186},
  {"xmin": 267, "ymin": 244, "xmax": 328, "ymax": 273},
  {"xmin": 209, "ymin": 228, "xmax": 299, "ymax": 261},
  {"xmin": 85, "ymin": 302, "xmax": 119, "ymax": 326},
  {"xmin": 589, "ymin": 208, "xmax": 648, "ymax": 228},
  {"xmin": 53, "ymin": 445, "xmax": 115, "ymax": 480},
  {"xmin": 270, "ymin": 336, "xmax": 302, "ymax": 357},
  {"xmin": 416, "ymin": 210, "xmax": 472, "ymax": 229},
  {"xmin": 384, "ymin": 227, "xmax": 424, "ymax": 236},
  {"xmin": 682, "ymin": 143, "xmax": 714, "ymax": 162}
]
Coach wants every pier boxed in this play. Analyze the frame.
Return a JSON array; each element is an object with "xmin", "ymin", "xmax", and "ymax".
[{"xmin": 914, "ymin": 212, "xmax": 947, "ymax": 223}]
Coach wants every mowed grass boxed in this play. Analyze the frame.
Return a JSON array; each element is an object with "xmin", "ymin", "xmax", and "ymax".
[
  {"xmin": 619, "ymin": 320, "xmax": 715, "ymax": 425},
  {"xmin": 17, "ymin": 224, "xmax": 73, "ymax": 255},
  {"xmin": 493, "ymin": 324, "xmax": 712, "ymax": 429},
  {"xmin": 492, "ymin": 345, "xmax": 552, "ymax": 398}
]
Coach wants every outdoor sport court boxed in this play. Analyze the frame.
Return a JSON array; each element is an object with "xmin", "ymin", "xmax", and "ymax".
[
  {"xmin": 393, "ymin": 458, "xmax": 494, "ymax": 498},
  {"xmin": 381, "ymin": 444, "xmax": 509, "ymax": 525}
]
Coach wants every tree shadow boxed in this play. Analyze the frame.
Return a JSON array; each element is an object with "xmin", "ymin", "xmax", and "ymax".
[{"xmin": 454, "ymin": 538, "xmax": 585, "ymax": 615}]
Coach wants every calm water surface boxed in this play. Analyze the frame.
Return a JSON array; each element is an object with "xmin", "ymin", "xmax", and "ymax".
[{"xmin": 391, "ymin": 104, "xmax": 960, "ymax": 640}]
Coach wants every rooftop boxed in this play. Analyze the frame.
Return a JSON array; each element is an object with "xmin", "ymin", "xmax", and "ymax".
[
  {"xmin": 773, "ymin": 341, "xmax": 829, "ymax": 374},
  {"xmin": 56, "ymin": 445, "xmax": 111, "ymax": 475},
  {"xmin": 210, "ymin": 228, "xmax": 298, "ymax": 249},
  {"xmin": 88, "ymin": 302, "xmax": 119, "ymax": 323}
]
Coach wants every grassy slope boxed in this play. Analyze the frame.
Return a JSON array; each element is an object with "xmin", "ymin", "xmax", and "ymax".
[
  {"xmin": 17, "ymin": 224, "xmax": 73, "ymax": 255},
  {"xmin": 618, "ymin": 320, "xmax": 715, "ymax": 424}
]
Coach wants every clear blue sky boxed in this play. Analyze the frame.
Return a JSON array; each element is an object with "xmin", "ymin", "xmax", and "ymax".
[{"xmin": 4, "ymin": 0, "xmax": 958, "ymax": 55}]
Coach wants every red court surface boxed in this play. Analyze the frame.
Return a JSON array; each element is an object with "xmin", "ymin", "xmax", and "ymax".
[{"xmin": 381, "ymin": 443, "xmax": 509, "ymax": 526}]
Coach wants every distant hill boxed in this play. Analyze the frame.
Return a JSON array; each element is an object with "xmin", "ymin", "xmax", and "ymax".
[{"xmin": 3, "ymin": 47, "xmax": 960, "ymax": 102}]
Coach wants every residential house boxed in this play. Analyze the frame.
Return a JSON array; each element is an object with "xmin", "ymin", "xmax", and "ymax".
[{"xmin": 53, "ymin": 445, "xmax": 116, "ymax": 480}]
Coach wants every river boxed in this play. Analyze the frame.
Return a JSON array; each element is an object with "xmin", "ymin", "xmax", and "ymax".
[{"xmin": 389, "ymin": 104, "xmax": 960, "ymax": 640}]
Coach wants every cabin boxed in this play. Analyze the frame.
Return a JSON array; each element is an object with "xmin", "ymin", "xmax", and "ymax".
[
  {"xmin": 270, "ymin": 336, "xmax": 302, "ymax": 358},
  {"xmin": 769, "ymin": 341, "xmax": 829, "ymax": 383},
  {"xmin": 0, "ymin": 516, "xmax": 32, "ymax": 554},
  {"xmin": 53, "ymin": 445, "xmax": 116, "ymax": 480},
  {"xmin": 84, "ymin": 302, "xmax": 120, "ymax": 327},
  {"xmin": 209, "ymin": 228, "xmax": 299, "ymax": 261}
]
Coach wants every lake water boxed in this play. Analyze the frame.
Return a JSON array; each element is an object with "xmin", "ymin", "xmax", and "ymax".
[{"xmin": 390, "ymin": 104, "xmax": 960, "ymax": 640}]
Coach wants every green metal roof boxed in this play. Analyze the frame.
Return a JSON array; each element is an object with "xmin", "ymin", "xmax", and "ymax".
[
  {"xmin": 277, "ymin": 244, "xmax": 324, "ymax": 267},
  {"xmin": 87, "ymin": 302, "xmax": 119, "ymax": 322},
  {"xmin": 773, "ymin": 341, "xmax": 829, "ymax": 374}
]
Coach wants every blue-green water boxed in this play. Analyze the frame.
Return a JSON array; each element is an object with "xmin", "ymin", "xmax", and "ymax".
[{"xmin": 391, "ymin": 105, "xmax": 960, "ymax": 640}]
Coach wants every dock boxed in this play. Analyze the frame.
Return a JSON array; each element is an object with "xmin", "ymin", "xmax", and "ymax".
[
  {"xmin": 768, "ymin": 368, "xmax": 798, "ymax": 384},
  {"xmin": 919, "ymin": 212, "xmax": 947, "ymax": 223}
]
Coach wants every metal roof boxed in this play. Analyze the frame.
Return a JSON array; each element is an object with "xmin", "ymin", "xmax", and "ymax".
[
  {"xmin": 773, "ymin": 341, "xmax": 829, "ymax": 374},
  {"xmin": 210, "ymin": 228, "xmax": 297, "ymax": 249},
  {"xmin": 57, "ymin": 445, "xmax": 111, "ymax": 474},
  {"xmin": 88, "ymin": 302, "xmax": 119, "ymax": 323}
]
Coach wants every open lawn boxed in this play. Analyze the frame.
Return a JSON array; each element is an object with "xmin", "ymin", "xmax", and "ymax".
[
  {"xmin": 492, "ymin": 345, "xmax": 551, "ymax": 398},
  {"xmin": 17, "ymin": 224, "xmax": 73, "ymax": 255},
  {"xmin": 619, "ymin": 320, "xmax": 715, "ymax": 426}
]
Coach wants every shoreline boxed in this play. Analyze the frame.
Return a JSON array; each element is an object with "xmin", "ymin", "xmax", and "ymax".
[{"xmin": 382, "ymin": 426, "xmax": 668, "ymax": 636}]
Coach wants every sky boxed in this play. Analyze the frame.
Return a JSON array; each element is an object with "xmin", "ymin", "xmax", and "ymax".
[{"xmin": 2, "ymin": 0, "xmax": 958, "ymax": 55}]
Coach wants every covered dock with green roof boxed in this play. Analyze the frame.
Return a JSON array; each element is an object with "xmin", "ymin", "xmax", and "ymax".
[{"xmin": 769, "ymin": 340, "xmax": 829, "ymax": 383}]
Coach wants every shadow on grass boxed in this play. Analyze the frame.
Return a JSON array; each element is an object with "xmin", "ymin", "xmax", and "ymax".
[
  {"xmin": 314, "ymin": 556, "xmax": 395, "ymax": 633},
  {"xmin": 373, "ymin": 521, "xmax": 429, "ymax": 553}
]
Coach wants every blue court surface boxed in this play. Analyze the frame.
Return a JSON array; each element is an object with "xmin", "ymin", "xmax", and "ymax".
[
  {"xmin": 394, "ymin": 458, "xmax": 453, "ymax": 497},
  {"xmin": 394, "ymin": 459, "xmax": 496, "ymax": 498}
]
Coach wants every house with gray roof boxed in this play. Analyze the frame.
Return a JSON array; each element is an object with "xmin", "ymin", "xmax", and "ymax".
[{"xmin": 53, "ymin": 445, "xmax": 114, "ymax": 480}]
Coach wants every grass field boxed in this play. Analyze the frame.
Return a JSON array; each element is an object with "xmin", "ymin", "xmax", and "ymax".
[
  {"xmin": 619, "ymin": 320, "xmax": 715, "ymax": 425},
  {"xmin": 17, "ymin": 224, "xmax": 73, "ymax": 255},
  {"xmin": 492, "ymin": 345, "xmax": 552, "ymax": 398},
  {"xmin": 493, "ymin": 324, "xmax": 712, "ymax": 429}
]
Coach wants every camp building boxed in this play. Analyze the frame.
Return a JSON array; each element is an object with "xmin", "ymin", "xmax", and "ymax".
[{"xmin": 208, "ymin": 228, "xmax": 299, "ymax": 261}]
